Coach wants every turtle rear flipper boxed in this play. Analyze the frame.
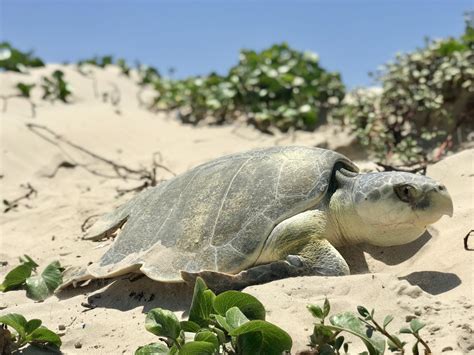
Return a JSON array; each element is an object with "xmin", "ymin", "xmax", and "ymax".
[
  {"xmin": 83, "ymin": 187, "xmax": 155, "ymax": 241},
  {"xmin": 59, "ymin": 266, "xmax": 94, "ymax": 290}
]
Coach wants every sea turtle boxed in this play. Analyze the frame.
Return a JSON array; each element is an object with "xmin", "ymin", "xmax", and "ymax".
[{"xmin": 62, "ymin": 146, "xmax": 453, "ymax": 291}]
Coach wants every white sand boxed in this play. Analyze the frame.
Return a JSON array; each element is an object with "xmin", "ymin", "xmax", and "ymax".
[{"xmin": 0, "ymin": 65, "xmax": 472, "ymax": 354}]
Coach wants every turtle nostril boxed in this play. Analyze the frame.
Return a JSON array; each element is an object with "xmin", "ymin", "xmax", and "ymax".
[{"xmin": 438, "ymin": 184, "xmax": 446, "ymax": 191}]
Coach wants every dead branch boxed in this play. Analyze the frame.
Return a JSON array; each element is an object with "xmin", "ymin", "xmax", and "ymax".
[
  {"xmin": 3, "ymin": 183, "xmax": 37, "ymax": 213},
  {"xmin": 108, "ymin": 82, "xmax": 121, "ymax": 107},
  {"xmin": 375, "ymin": 161, "xmax": 428, "ymax": 175},
  {"xmin": 26, "ymin": 123, "xmax": 176, "ymax": 196},
  {"xmin": 76, "ymin": 65, "xmax": 99, "ymax": 98},
  {"xmin": 44, "ymin": 161, "xmax": 77, "ymax": 178},
  {"xmin": 1, "ymin": 95, "xmax": 13, "ymax": 112},
  {"xmin": 81, "ymin": 214, "xmax": 101, "ymax": 233},
  {"xmin": 1, "ymin": 95, "xmax": 36, "ymax": 118}
]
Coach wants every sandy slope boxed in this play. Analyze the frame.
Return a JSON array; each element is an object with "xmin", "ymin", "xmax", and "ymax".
[{"xmin": 0, "ymin": 65, "xmax": 472, "ymax": 354}]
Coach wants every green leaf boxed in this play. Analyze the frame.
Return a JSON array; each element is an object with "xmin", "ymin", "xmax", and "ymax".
[
  {"xmin": 40, "ymin": 261, "xmax": 63, "ymax": 291},
  {"xmin": 410, "ymin": 319, "xmax": 425, "ymax": 333},
  {"xmin": 323, "ymin": 298, "xmax": 331, "ymax": 318},
  {"xmin": 188, "ymin": 278, "xmax": 216, "ymax": 327},
  {"xmin": 399, "ymin": 327, "xmax": 412, "ymax": 334},
  {"xmin": 179, "ymin": 341, "xmax": 217, "ymax": 354},
  {"xmin": 0, "ymin": 313, "xmax": 27, "ymax": 341},
  {"xmin": 412, "ymin": 341, "xmax": 420, "ymax": 355},
  {"xmin": 213, "ymin": 314, "xmax": 231, "ymax": 333},
  {"xmin": 16, "ymin": 83, "xmax": 35, "ymax": 98},
  {"xmin": 387, "ymin": 335, "xmax": 405, "ymax": 351},
  {"xmin": 194, "ymin": 330, "xmax": 219, "ymax": 348},
  {"xmin": 28, "ymin": 327, "xmax": 62, "ymax": 347},
  {"xmin": 335, "ymin": 335, "xmax": 345, "ymax": 350},
  {"xmin": 0, "ymin": 263, "xmax": 35, "ymax": 292},
  {"xmin": 319, "ymin": 344, "xmax": 336, "ymax": 355},
  {"xmin": 383, "ymin": 315, "xmax": 394, "ymax": 329},
  {"xmin": 357, "ymin": 306, "xmax": 371, "ymax": 319},
  {"xmin": 236, "ymin": 331, "xmax": 263, "ymax": 354},
  {"xmin": 230, "ymin": 320, "xmax": 292, "ymax": 354},
  {"xmin": 25, "ymin": 319, "xmax": 42, "ymax": 334},
  {"xmin": 307, "ymin": 304, "xmax": 324, "ymax": 319},
  {"xmin": 145, "ymin": 308, "xmax": 181, "ymax": 340},
  {"xmin": 19, "ymin": 255, "xmax": 39, "ymax": 268},
  {"xmin": 329, "ymin": 312, "xmax": 385, "ymax": 355},
  {"xmin": 179, "ymin": 320, "xmax": 201, "ymax": 333},
  {"xmin": 211, "ymin": 326, "xmax": 226, "ymax": 345},
  {"xmin": 225, "ymin": 307, "xmax": 249, "ymax": 331},
  {"xmin": 311, "ymin": 324, "xmax": 334, "ymax": 347},
  {"xmin": 25, "ymin": 261, "xmax": 63, "ymax": 301},
  {"xmin": 135, "ymin": 343, "xmax": 171, "ymax": 355},
  {"xmin": 213, "ymin": 290, "xmax": 266, "ymax": 320},
  {"xmin": 25, "ymin": 276, "xmax": 50, "ymax": 301}
]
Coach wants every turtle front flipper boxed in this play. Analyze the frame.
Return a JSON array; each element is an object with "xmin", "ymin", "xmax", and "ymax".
[
  {"xmin": 181, "ymin": 210, "xmax": 350, "ymax": 291},
  {"xmin": 285, "ymin": 237, "xmax": 349, "ymax": 276},
  {"xmin": 181, "ymin": 239, "xmax": 348, "ymax": 292},
  {"xmin": 181, "ymin": 260, "xmax": 296, "ymax": 292}
]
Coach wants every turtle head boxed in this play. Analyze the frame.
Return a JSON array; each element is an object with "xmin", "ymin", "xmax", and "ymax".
[{"xmin": 331, "ymin": 169, "xmax": 453, "ymax": 247}]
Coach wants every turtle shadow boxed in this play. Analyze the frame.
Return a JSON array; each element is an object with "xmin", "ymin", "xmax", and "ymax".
[
  {"xmin": 338, "ymin": 230, "xmax": 432, "ymax": 274},
  {"xmin": 57, "ymin": 275, "xmax": 194, "ymax": 313},
  {"xmin": 398, "ymin": 271, "xmax": 461, "ymax": 295}
]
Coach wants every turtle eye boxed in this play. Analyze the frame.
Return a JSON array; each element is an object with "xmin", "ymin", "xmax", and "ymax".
[{"xmin": 394, "ymin": 184, "xmax": 417, "ymax": 203}]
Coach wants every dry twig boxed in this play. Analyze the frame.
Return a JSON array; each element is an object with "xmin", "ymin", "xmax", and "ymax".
[
  {"xmin": 3, "ymin": 183, "xmax": 37, "ymax": 213},
  {"xmin": 464, "ymin": 230, "xmax": 473, "ymax": 251},
  {"xmin": 26, "ymin": 123, "xmax": 175, "ymax": 196},
  {"xmin": 375, "ymin": 161, "xmax": 429, "ymax": 175}
]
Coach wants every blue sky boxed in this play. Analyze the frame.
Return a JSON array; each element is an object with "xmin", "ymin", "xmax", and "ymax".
[{"xmin": 1, "ymin": 0, "xmax": 471, "ymax": 88}]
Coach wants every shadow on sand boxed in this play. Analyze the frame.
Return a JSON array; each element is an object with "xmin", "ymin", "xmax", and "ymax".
[
  {"xmin": 399, "ymin": 271, "xmax": 461, "ymax": 295},
  {"xmin": 57, "ymin": 275, "xmax": 194, "ymax": 313},
  {"xmin": 338, "ymin": 230, "xmax": 432, "ymax": 273}
]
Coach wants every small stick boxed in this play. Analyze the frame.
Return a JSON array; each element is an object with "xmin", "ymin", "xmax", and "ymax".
[
  {"xmin": 464, "ymin": 230, "xmax": 473, "ymax": 251},
  {"xmin": 81, "ymin": 214, "xmax": 101, "ymax": 233},
  {"xmin": 375, "ymin": 162, "xmax": 428, "ymax": 175},
  {"xmin": 3, "ymin": 183, "xmax": 37, "ymax": 213}
]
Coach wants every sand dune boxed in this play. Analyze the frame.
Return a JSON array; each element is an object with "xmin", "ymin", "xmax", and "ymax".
[{"xmin": 0, "ymin": 65, "xmax": 472, "ymax": 354}]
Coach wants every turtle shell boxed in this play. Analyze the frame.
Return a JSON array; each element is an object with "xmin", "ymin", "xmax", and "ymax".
[{"xmin": 84, "ymin": 146, "xmax": 357, "ymax": 282}]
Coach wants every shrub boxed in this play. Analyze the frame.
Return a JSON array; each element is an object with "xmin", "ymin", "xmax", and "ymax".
[
  {"xmin": 337, "ymin": 16, "xmax": 474, "ymax": 164},
  {"xmin": 150, "ymin": 43, "xmax": 345, "ymax": 132},
  {"xmin": 41, "ymin": 70, "xmax": 73, "ymax": 103},
  {"xmin": 0, "ymin": 42, "xmax": 45, "ymax": 73},
  {"xmin": 135, "ymin": 277, "xmax": 292, "ymax": 354},
  {"xmin": 0, "ymin": 255, "xmax": 63, "ymax": 301},
  {"xmin": 0, "ymin": 313, "xmax": 61, "ymax": 353}
]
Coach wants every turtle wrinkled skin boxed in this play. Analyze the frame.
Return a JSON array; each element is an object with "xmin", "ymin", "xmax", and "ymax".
[{"xmin": 62, "ymin": 146, "xmax": 453, "ymax": 290}]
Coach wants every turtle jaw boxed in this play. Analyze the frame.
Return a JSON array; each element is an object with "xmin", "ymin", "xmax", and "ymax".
[{"xmin": 416, "ymin": 185, "xmax": 453, "ymax": 222}]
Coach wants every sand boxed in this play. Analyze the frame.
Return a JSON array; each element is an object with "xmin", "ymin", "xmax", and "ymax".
[{"xmin": 0, "ymin": 65, "xmax": 472, "ymax": 354}]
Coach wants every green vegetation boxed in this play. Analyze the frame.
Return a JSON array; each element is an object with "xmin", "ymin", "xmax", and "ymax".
[
  {"xmin": 2, "ymin": 15, "xmax": 471, "ymax": 163},
  {"xmin": 41, "ymin": 70, "xmax": 73, "ymax": 103},
  {"xmin": 150, "ymin": 43, "xmax": 345, "ymax": 132},
  {"xmin": 0, "ymin": 255, "xmax": 63, "ymax": 301},
  {"xmin": 335, "ymin": 16, "xmax": 474, "ymax": 164},
  {"xmin": 308, "ymin": 300, "xmax": 431, "ymax": 354},
  {"xmin": 0, "ymin": 313, "xmax": 61, "ymax": 353},
  {"xmin": 136, "ymin": 279, "xmax": 432, "ymax": 354},
  {"xmin": 1, "ymin": 70, "xmax": 72, "ymax": 118},
  {"xmin": 77, "ymin": 55, "xmax": 114, "ymax": 68},
  {"xmin": 0, "ymin": 42, "xmax": 45, "ymax": 73},
  {"xmin": 135, "ymin": 277, "xmax": 292, "ymax": 354}
]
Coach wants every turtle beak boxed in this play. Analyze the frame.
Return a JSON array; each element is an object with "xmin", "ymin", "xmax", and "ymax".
[{"xmin": 429, "ymin": 184, "xmax": 453, "ymax": 218}]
